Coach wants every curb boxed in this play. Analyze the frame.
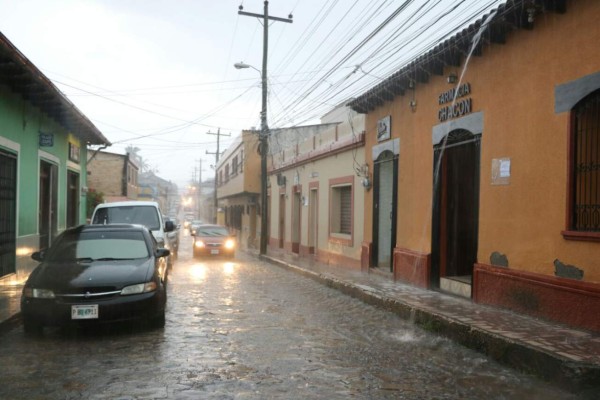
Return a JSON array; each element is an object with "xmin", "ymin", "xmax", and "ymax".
[{"xmin": 260, "ymin": 254, "xmax": 600, "ymax": 395}]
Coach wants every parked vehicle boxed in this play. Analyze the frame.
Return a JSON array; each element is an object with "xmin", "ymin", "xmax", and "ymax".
[
  {"xmin": 90, "ymin": 201, "xmax": 175, "ymax": 268},
  {"xmin": 164, "ymin": 215, "xmax": 180, "ymax": 259},
  {"xmin": 191, "ymin": 224, "xmax": 236, "ymax": 258},
  {"xmin": 183, "ymin": 213, "xmax": 195, "ymax": 228},
  {"xmin": 20, "ymin": 224, "xmax": 170, "ymax": 334},
  {"xmin": 189, "ymin": 220, "xmax": 204, "ymax": 236}
]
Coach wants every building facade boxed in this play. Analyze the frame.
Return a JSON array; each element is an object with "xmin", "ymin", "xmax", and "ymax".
[
  {"xmin": 267, "ymin": 111, "xmax": 366, "ymax": 269},
  {"xmin": 87, "ymin": 150, "xmax": 139, "ymax": 203},
  {"xmin": 216, "ymin": 130, "xmax": 260, "ymax": 249},
  {"xmin": 349, "ymin": 0, "xmax": 600, "ymax": 332},
  {"xmin": 0, "ymin": 31, "xmax": 109, "ymax": 283}
]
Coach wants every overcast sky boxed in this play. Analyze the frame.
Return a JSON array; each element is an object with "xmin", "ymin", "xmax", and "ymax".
[{"xmin": 0, "ymin": 0, "xmax": 504, "ymax": 189}]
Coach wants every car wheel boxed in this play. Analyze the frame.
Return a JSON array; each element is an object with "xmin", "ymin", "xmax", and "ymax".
[
  {"xmin": 150, "ymin": 311, "xmax": 166, "ymax": 329},
  {"xmin": 23, "ymin": 318, "xmax": 43, "ymax": 335}
]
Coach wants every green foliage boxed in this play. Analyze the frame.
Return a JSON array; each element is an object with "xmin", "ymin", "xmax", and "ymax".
[{"xmin": 86, "ymin": 189, "xmax": 104, "ymax": 218}]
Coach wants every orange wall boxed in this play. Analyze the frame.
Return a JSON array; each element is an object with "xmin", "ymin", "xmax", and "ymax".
[{"xmin": 364, "ymin": 0, "xmax": 600, "ymax": 282}]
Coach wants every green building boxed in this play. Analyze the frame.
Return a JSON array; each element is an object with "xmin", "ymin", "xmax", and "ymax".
[{"xmin": 0, "ymin": 32, "xmax": 110, "ymax": 283}]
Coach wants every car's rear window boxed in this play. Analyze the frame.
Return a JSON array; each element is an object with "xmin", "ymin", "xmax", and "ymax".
[
  {"xmin": 47, "ymin": 230, "xmax": 149, "ymax": 261},
  {"xmin": 92, "ymin": 205, "xmax": 160, "ymax": 230}
]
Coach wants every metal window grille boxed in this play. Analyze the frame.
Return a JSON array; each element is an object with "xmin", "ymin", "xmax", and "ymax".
[
  {"xmin": 573, "ymin": 90, "xmax": 600, "ymax": 231},
  {"xmin": 339, "ymin": 186, "xmax": 352, "ymax": 234}
]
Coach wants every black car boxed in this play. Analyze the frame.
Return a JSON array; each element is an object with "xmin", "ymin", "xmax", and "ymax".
[{"xmin": 21, "ymin": 224, "xmax": 170, "ymax": 334}]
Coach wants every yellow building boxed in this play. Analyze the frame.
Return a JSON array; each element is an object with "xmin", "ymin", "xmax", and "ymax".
[{"xmin": 349, "ymin": 0, "xmax": 600, "ymax": 332}]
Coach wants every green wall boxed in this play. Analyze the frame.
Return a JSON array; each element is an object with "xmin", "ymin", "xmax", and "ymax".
[{"xmin": 0, "ymin": 84, "xmax": 90, "ymax": 238}]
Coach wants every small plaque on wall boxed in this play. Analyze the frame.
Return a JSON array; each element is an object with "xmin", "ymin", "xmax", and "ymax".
[
  {"xmin": 39, "ymin": 131, "xmax": 54, "ymax": 147},
  {"xmin": 69, "ymin": 143, "xmax": 80, "ymax": 163},
  {"xmin": 491, "ymin": 158, "xmax": 510, "ymax": 185},
  {"xmin": 377, "ymin": 115, "xmax": 391, "ymax": 142}
]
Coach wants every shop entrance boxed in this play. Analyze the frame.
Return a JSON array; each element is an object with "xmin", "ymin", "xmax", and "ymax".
[{"xmin": 432, "ymin": 129, "xmax": 480, "ymax": 297}]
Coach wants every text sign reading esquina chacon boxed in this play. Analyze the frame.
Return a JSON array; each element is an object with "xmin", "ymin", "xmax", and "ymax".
[{"xmin": 438, "ymin": 83, "xmax": 472, "ymax": 122}]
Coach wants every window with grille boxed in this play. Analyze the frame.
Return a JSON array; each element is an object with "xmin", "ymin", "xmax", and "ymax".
[
  {"xmin": 330, "ymin": 184, "xmax": 352, "ymax": 236},
  {"xmin": 570, "ymin": 90, "xmax": 600, "ymax": 233}
]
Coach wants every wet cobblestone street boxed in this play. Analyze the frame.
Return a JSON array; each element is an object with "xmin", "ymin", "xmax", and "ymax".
[{"xmin": 0, "ymin": 235, "xmax": 584, "ymax": 399}]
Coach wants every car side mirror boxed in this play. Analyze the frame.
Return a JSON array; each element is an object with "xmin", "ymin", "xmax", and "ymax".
[
  {"xmin": 156, "ymin": 248, "xmax": 171, "ymax": 258},
  {"xmin": 31, "ymin": 251, "xmax": 45, "ymax": 262},
  {"xmin": 164, "ymin": 220, "xmax": 175, "ymax": 232}
]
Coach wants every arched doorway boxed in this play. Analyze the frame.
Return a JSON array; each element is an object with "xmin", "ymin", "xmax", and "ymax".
[{"xmin": 432, "ymin": 129, "xmax": 481, "ymax": 296}]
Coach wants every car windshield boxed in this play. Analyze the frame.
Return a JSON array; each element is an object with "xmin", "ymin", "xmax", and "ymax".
[
  {"xmin": 46, "ymin": 230, "xmax": 150, "ymax": 262},
  {"xmin": 197, "ymin": 227, "xmax": 229, "ymax": 237},
  {"xmin": 92, "ymin": 206, "xmax": 160, "ymax": 230}
]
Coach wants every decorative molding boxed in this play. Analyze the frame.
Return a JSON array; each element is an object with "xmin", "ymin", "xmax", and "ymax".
[{"xmin": 432, "ymin": 111, "xmax": 483, "ymax": 145}]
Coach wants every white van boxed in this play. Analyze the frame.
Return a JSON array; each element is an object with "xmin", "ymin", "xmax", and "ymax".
[{"xmin": 90, "ymin": 201, "xmax": 175, "ymax": 267}]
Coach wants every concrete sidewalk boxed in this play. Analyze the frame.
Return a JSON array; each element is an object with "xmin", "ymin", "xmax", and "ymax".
[
  {"xmin": 258, "ymin": 250, "xmax": 600, "ymax": 395},
  {"xmin": 0, "ymin": 282, "xmax": 23, "ymax": 335}
]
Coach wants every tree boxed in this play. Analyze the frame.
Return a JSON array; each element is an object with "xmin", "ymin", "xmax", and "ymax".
[{"xmin": 86, "ymin": 189, "xmax": 104, "ymax": 219}]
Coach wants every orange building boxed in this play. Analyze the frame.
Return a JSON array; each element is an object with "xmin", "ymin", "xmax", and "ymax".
[{"xmin": 349, "ymin": 0, "xmax": 600, "ymax": 332}]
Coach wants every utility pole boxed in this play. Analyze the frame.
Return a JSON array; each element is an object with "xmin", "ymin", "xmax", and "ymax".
[
  {"xmin": 207, "ymin": 128, "xmax": 230, "ymax": 224},
  {"xmin": 238, "ymin": 1, "xmax": 293, "ymax": 255},
  {"xmin": 195, "ymin": 158, "xmax": 203, "ymax": 220}
]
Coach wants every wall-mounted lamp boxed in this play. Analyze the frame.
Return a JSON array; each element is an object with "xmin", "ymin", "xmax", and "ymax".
[
  {"xmin": 409, "ymin": 100, "xmax": 417, "ymax": 112},
  {"xmin": 362, "ymin": 177, "xmax": 372, "ymax": 190},
  {"xmin": 447, "ymin": 73, "xmax": 458, "ymax": 84}
]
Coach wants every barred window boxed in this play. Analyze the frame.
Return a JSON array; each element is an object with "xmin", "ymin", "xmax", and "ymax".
[
  {"xmin": 330, "ymin": 184, "xmax": 352, "ymax": 235},
  {"xmin": 571, "ymin": 89, "xmax": 600, "ymax": 232}
]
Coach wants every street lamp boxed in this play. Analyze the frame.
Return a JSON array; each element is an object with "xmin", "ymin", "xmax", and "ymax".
[{"xmin": 235, "ymin": 61, "xmax": 269, "ymax": 255}]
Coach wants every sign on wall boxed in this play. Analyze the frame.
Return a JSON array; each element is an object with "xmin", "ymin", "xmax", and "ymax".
[
  {"xmin": 39, "ymin": 131, "xmax": 54, "ymax": 147},
  {"xmin": 69, "ymin": 143, "xmax": 80, "ymax": 163},
  {"xmin": 377, "ymin": 115, "xmax": 391, "ymax": 142},
  {"xmin": 438, "ymin": 83, "xmax": 473, "ymax": 122},
  {"xmin": 491, "ymin": 158, "xmax": 511, "ymax": 185}
]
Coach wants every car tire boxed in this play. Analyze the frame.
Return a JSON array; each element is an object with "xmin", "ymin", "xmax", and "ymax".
[
  {"xmin": 151, "ymin": 311, "xmax": 166, "ymax": 329},
  {"xmin": 23, "ymin": 318, "xmax": 43, "ymax": 335}
]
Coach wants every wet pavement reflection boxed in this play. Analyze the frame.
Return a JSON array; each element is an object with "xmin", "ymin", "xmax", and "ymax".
[{"xmin": 0, "ymin": 231, "xmax": 584, "ymax": 399}]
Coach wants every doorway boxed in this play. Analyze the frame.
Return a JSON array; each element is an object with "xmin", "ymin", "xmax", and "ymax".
[
  {"xmin": 278, "ymin": 193, "xmax": 286, "ymax": 249},
  {"xmin": 291, "ymin": 187, "xmax": 301, "ymax": 254},
  {"xmin": 39, "ymin": 160, "xmax": 58, "ymax": 249},
  {"xmin": 372, "ymin": 150, "xmax": 398, "ymax": 272},
  {"xmin": 432, "ymin": 129, "xmax": 480, "ymax": 297},
  {"xmin": 0, "ymin": 150, "xmax": 17, "ymax": 278},
  {"xmin": 66, "ymin": 170, "xmax": 79, "ymax": 228},
  {"xmin": 308, "ymin": 187, "xmax": 318, "ymax": 254}
]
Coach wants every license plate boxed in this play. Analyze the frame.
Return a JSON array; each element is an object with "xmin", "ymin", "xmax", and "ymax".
[
  {"xmin": 71, "ymin": 305, "xmax": 99, "ymax": 320},
  {"xmin": 211, "ymin": 249, "xmax": 219, "ymax": 255}
]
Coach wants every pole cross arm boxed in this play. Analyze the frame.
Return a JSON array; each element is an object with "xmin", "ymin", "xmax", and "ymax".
[{"xmin": 238, "ymin": 10, "xmax": 293, "ymax": 23}]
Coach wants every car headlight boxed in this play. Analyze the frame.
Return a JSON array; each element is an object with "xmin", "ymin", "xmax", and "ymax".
[
  {"xmin": 195, "ymin": 240, "xmax": 205, "ymax": 248},
  {"xmin": 224, "ymin": 239, "xmax": 235, "ymax": 250},
  {"xmin": 121, "ymin": 282, "xmax": 157, "ymax": 295},
  {"xmin": 23, "ymin": 288, "xmax": 55, "ymax": 299}
]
